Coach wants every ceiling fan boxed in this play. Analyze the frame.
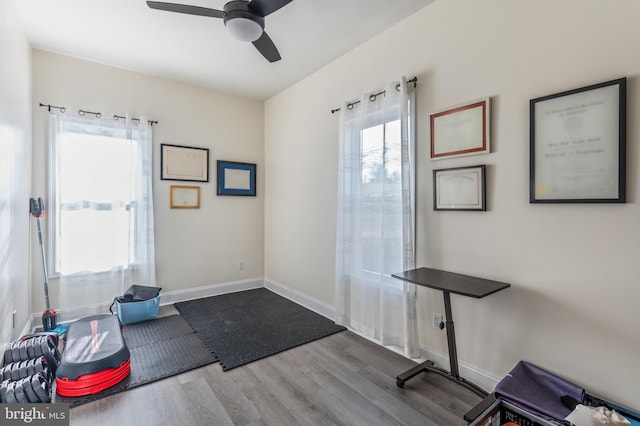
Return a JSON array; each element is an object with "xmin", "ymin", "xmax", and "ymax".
[{"xmin": 146, "ymin": 0, "xmax": 293, "ymax": 63}]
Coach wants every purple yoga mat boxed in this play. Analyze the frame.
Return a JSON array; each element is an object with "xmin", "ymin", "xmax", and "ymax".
[{"xmin": 495, "ymin": 361, "xmax": 585, "ymax": 421}]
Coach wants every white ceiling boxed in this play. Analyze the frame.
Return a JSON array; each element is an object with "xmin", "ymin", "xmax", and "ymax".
[{"xmin": 16, "ymin": 0, "xmax": 434, "ymax": 100}]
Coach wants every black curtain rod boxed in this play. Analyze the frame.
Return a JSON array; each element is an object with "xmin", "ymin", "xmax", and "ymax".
[
  {"xmin": 39, "ymin": 103, "xmax": 158, "ymax": 125},
  {"xmin": 330, "ymin": 77, "xmax": 417, "ymax": 114}
]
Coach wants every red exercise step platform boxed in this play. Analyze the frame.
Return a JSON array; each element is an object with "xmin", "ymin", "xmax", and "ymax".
[{"xmin": 55, "ymin": 314, "xmax": 130, "ymax": 397}]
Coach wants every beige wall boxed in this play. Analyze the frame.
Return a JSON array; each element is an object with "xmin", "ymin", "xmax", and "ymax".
[
  {"xmin": 265, "ymin": 0, "xmax": 640, "ymax": 409},
  {"xmin": 14, "ymin": 0, "xmax": 640, "ymax": 411},
  {"xmin": 0, "ymin": 0, "xmax": 32, "ymax": 343},
  {"xmin": 31, "ymin": 49, "xmax": 265, "ymax": 312}
]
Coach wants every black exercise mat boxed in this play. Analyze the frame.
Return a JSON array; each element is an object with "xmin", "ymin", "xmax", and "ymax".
[
  {"xmin": 174, "ymin": 287, "xmax": 346, "ymax": 370},
  {"xmin": 124, "ymin": 314, "xmax": 198, "ymax": 348},
  {"xmin": 53, "ymin": 314, "xmax": 217, "ymax": 407}
]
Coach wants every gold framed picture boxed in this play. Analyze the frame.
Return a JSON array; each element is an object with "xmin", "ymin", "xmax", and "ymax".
[{"xmin": 170, "ymin": 185, "xmax": 200, "ymax": 209}]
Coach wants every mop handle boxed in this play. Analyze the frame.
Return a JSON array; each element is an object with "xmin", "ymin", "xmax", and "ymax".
[
  {"xmin": 30, "ymin": 197, "xmax": 51, "ymax": 310},
  {"xmin": 35, "ymin": 217, "xmax": 51, "ymax": 310}
]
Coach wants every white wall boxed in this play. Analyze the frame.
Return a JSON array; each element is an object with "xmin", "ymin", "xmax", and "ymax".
[
  {"xmin": 265, "ymin": 0, "xmax": 640, "ymax": 410},
  {"xmin": 0, "ymin": 0, "xmax": 32, "ymax": 344},
  {"xmin": 31, "ymin": 50, "xmax": 265, "ymax": 313}
]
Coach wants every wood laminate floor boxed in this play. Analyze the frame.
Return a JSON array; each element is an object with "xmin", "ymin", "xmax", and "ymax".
[{"xmin": 68, "ymin": 308, "xmax": 482, "ymax": 426}]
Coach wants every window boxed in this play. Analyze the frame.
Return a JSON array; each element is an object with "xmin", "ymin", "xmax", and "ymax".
[
  {"xmin": 360, "ymin": 119, "xmax": 404, "ymax": 276},
  {"xmin": 48, "ymin": 114, "xmax": 153, "ymax": 278},
  {"xmin": 335, "ymin": 78, "xmax": 417, "ymax": 357}
]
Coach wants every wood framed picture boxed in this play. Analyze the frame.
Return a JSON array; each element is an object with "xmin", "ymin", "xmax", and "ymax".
[
  {"xmin": 170, "ymin": 185, "xmax": 200, "ymax": 209},
  {"xmin": 430, "ymin": 98, "xmax": 490, "ymax": 159},
  {"xmin": 217, "ymin": 160, "xmax": 256, "ymax": 196},
  {"xmin": 530, "ymin": 77, "xmax": 626, "ymax": 203},
  {"xmin": 161, "ymin": 144, "xmax": 209, "ymax": 182},
  {"xmin": 433, "ymin": 165, "xmax": 486, "ymax": 211}
]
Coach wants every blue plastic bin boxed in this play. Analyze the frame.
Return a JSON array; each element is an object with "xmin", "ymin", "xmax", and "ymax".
[{"xmin": 115, "ymin": 294, "xmax": 161, "ymax": 325}]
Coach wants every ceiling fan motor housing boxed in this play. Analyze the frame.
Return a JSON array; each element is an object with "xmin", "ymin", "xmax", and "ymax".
[
  {"xmin": 146, "ymin": 0, "xmax": 287, "ymax": 61},
  {"xmin": 223, "ymin": 1, "xmax": 265, "ymax": 42}
]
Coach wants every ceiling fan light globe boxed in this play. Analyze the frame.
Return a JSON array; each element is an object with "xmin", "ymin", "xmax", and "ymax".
[{"xmin": 225, "ymin": 17, "xmax": 263, "ymax": 42}]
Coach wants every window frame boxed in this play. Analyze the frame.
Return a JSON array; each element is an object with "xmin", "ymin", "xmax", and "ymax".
[
  {"xmin": 355, "ymin": 96, "xmax": 416, "ymax": 283},
  {"xmin": 47, "ymin": 117, "xmax": 140, "ymax": 277}
]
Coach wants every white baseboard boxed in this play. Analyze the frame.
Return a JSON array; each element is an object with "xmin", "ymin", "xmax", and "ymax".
[
  {"xmin": 418, "ymin": 347, "xmax": 500, "ymax": 393},
  {"xmin": 264, "ymin": 278, "xmax": 499, "ymax": 391},
  {"xmin": 30, "ymin": 302, "xmax": 114, "ymax": 330},
  {"xmin": 29, "ymin": 278, "xmax": 264, "ymax": 330},
  {"xmin": 337, "ymin": 323, "xmax": 500, "ymax": 394},
  {"xmin": 20, "ymin": 318, "xmax": 34, "ymax": 337},
  {"xmin": 27, "ymin": 276, "xmax": 500, "ymax": 392},
  {"xmin": 264, "ymin": 278, "xmax": 336, "ymax": 320},
  {"xmin": 159, "ymin": 278, "xmax": 264, "ymax": 305}
]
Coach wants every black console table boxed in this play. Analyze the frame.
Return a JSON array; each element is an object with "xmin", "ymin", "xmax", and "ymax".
[{"xmin": 391, "ymin": 267, "xmax": 510, "ymax": 397}]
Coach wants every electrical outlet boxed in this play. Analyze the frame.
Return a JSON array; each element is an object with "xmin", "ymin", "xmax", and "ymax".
[
  {"xmin": 433, "ymin": 313, "xmax": 444, "ymax": 330},
  {"xmin": 238, "ymin": 260, "xmax": 245, "ymax": 271}
]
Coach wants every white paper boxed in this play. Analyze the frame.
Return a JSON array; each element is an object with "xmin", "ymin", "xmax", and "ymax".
[
  {"xmin": 224, "ymin": 169, "xmax": 251, "ymax": 190},
  {"xmin": 534, "ymin": 84, "xmax": 620, "ymax": 200},
  {"xmin": 172, "ymin": 187, "xmax": 198, "ymax": 207},
  {"xmin": 437, "ymin": 169, "xmax": 482, "ymax": 209},
  {"xmin": 164, "ymin": 147, "xmax": 207, "ymax": 180}
]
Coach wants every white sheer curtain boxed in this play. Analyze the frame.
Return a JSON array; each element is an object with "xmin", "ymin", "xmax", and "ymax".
[
  {"xmin": 335, "ymin": 77, "xmax": 419, "ymax": 358},
  {"xmin": 48, "ymin": 109, "xmax": 156, "ymax": 315}
]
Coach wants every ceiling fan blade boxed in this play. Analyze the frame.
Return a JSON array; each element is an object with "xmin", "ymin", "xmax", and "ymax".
[
  {"xmin": 248, "ymin": 0, "xmax": 293, "ymax": 17},
  {"xmin": 146, "ymin": 1, "xmax": 224, "ymax": 18},
  {"xmin": 252, "ymin": 31, "xmax": 281, "ymax": 62}
]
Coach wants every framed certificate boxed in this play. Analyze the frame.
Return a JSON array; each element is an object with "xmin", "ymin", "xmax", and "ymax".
[
  {"xmin": 433, "ymin": 165, "xmax": 486, "ymax": 211},
  {"xmin": 217, "ymin": 160, "xmax": 256, "ymax": 196},
  {"xmin": 161, "ymin": 144, "xmax": 209, "ymax": 182},
  {"xmin": 530, "ymin": 78, "xmax": 626, "ymax": 203},
  {"xmin": 430, "ymin": 98, "xmax": 490, "ymax": 159},
  {"xmin": 170, "ymin": 185, "xmax": 200, "ymax": 209}
]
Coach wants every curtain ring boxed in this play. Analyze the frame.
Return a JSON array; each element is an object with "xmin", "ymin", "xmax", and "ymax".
[
  {"xmin": 347, "ymin": 103, "xmax": 354, "ymax": 110},
  {"xmin": 60, "ymin": 107, "xmax": 66, "ymax": 113},
  {"xmin": 369, "ymin": 94, "xmax": 377, "ymax": 102},
  {"xmin": 395, "ymin": 83, "xmax": 401, "ymax": 91},
  {"xmin": 113, "ymin": 115, "xmax": 119, "ymax": 121},
  {"xmin": 78, "ymin": 109, "xmax": 101, "ymax": 118}
]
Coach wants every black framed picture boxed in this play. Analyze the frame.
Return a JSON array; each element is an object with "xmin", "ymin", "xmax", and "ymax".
[
  {"xmin": 530, "ymin": 78, "xmax": 626, "ymax": 203},
  {"xmin": 160, "ymin": 144, "xmax": 209, "ymax": 182},
  {"xmin": 217, "ymin": 161, "xmax": 256, "ymax": 196},
  {"xmin": 433, "ymin": 165, "xmax": 486, "ymax": 211}
]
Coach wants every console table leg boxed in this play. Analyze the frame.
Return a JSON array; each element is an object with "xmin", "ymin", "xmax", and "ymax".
[
  {"xmin": 395, "ymin": 360, "xmax": 487, "ymax": 397},
  {"xmin": 390, "ymin": 268, "xmax": 509, "ymax": 399},
  {"xmin": 443, "ymin": 291, "xmax": 459, "ymax": 378},
  {"xmin": 395, "ymin": 290, "xmax": 488, "ymax": 398},
  {"xmin": 396, "ymin": 360, "xmax": 435, "ymax": 388}
]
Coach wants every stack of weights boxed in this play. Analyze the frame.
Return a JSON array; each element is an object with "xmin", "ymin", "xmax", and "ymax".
[{"xmin": 0, "ymin": 333, "xmax": 61, "ymax": 403}]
